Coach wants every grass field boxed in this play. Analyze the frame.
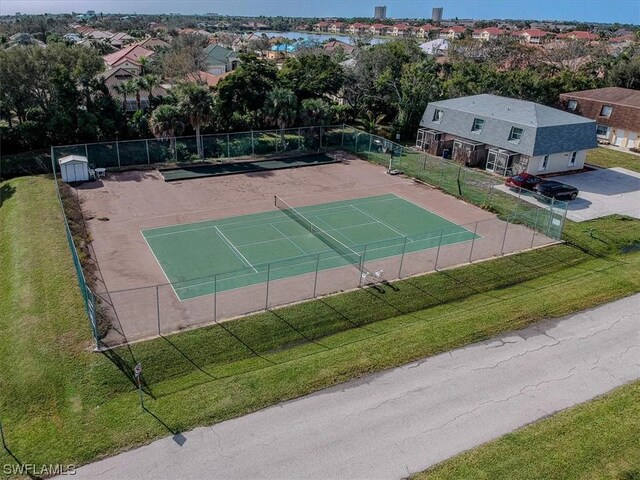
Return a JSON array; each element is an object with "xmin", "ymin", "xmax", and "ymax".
[
  {"xmin": 1, "ymin": 175, "xmax": 639, "ymax": 475},
  {"xmin": 143, "ymin": 194, "xmax": 477, "ymax": 299},
  {"xmin": 586, "ymin": 147, "xmax": 640, "ymax": 173},
  {"xmin": 414, "ymin": 381, "xmax": 640, "ymax": 480}
]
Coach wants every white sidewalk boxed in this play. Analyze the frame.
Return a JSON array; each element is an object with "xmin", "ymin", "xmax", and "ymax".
[{"xmin": 70, "ymin": 294, "xmax": 640, "ymax": 480}]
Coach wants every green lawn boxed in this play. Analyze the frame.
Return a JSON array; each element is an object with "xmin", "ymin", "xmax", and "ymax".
[
  {"xmin": 414, "ymin": 381, "xmax": 640, "ymax": 480},
  {"xmin": 586, "ymin": 147, "xmax": 640, "ymax": 173},
  {"xmin": 1, "ymin": 175, "xmax": 639, "ymax": 475}
]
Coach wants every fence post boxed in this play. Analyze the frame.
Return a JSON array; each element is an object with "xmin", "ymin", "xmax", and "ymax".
[
  {"xmin": 368, "ymin": 135, "xmax": 372, "ymax": 153},
  {"xmin": 146, "ymin": 140, "xmax": 151, "ymax": 165},
  {"xmin": 156, "ymin": 285, "xmax": 160, "ymax": 336},
  {"xmin": 226, "ymin": 133, "xmax": 230, "ymax": 158},
  {"xmin": 434, "ymin": 229, "xmax": 444, "ymax": 271},
  {"xmin": 265, "ymin": 264, "xmax": 271, "ymax": 310},
  {"xmin": 84, "ymin": 143, "xmax": 89, "ymax": 160},
  {"xmin": 313, "ymin": 254, "xmax": 320, "ymax": 297},
  {"xmin": 116, "ymin": 141, "xmax": 121, "ymax": 167},
  {"xmin": 213, "ymin": 275, "xmax": 217, "ymax": 322},
  {"xmin": 341, "ymin": 124, "xmax": 345, "ymax": 147},
  {"xmin": 298, "ymin": 128, "xmax": 302, "ymax": 150},
  {"xmin": 398, "ymin": 236, "xmax": 408, "ymax": 278},
  {"xmin": 500, "ymin": 221, "xmax": 509, "ymax": 255},
  {"xmin": 468, "ymin": 221, "xmax": 479, "ymax": 263},
  {"xmin": 251, "ymin": 130, "xmax": 255, "ymax": 156},
  {"xmin": 358, "ymin": 245, "xmax": 368, "ymax": 287}
]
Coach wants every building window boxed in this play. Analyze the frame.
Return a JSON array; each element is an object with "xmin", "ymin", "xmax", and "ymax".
[
  {"xmin": 567, "ymin": 100, "xmax": 578, "ymax": 111},
  {"xmin": 471, "ymin": 118, "xmax": 485, "ymax": 132},
  {"xmin": 508, "ymin": 126, "xmax": 523, "ymax": 142},
  {"xmin": 596, "ymin": 124, "xmax": 610, "ymax": 137},
  {"xmin": 539, "ymin": 155, "xmax": 549, "ymax": 171},
  {"xmin": 600, "ymin": 105, "xmax": 613, "ymax": 117},
  {"xmin": 568, "ymin": 151, "xmax": 577, "ymax": 166},
  {"xmin": 432, "ymin": 109, "xmax": 443, "ymax": 122}
]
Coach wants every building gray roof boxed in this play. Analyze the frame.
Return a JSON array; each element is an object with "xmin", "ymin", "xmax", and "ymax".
[{"xmin": 420, "ymin": 94, "xmax": 597, "ymax": 156}]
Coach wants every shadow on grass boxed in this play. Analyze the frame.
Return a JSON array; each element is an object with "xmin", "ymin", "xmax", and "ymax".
[
  {"xmin": 1, "ymin": 434, "xmax": 42, "ymax": 480},
  {"xmin": 0, "ymin": 183, "xmax": 16, "ymax": 208},
  {"xmin": 101, "ymin": 346, "xmax": 156, "ymax": 399},
  {"xmin": 142, "ymin": 405, "xmax": 186, "ymax": 446}
]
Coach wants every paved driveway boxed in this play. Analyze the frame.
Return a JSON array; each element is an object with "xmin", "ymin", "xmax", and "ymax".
[
  {"xmin": 495, "ymin": 167, "xmax": 640, "ymax": 222},
  {"xmin": 68, "ymin": 295, "xmax": 640, "ymax": 480}
]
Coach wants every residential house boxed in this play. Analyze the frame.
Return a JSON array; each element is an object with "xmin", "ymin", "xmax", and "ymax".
[
  {"xmin": 556, "ymin": 31, "xmax": 600, "ymax": 41},
  {"xmin": 266, "ymin": 43, "xmax": 296, "ymax": 60},
  {"xmin": 415, "ymin": 24, "xmax": 439, "ymax": 38},
  {"xmin": 417, "ymin": 94, "xmax": 596, "ymax": 175},
  {"xmin": 391, "ymin": 24, "xmax": 413, "ymax": 37},
  {"xmin": 369, "ymin": 24, "xmax": 389, "ymax": 36},
  {"xmin": 559, "ymin": 87, "xmax": 640, "ymax": 149},
  {"xmin": 99, "ymin": 67, "xmax": 168, "ymax": 111},
  {"xmin": 323, "ymin": 40, "xmax": 356, "ymax": 56},
  {"xmin": 313, "ymin": 22, "xmax": 330, "ymax": 32},
  {"xmin": 103, "ymin": 44, "xmax": 155, "ymax": 71},
  {"xmin": 439, "ymin": 26, "xmax": 466, "ymax": 40},
  {"xmin": 609, "ymin": 33, "xmax": 636, "ymax": 44},
  {"xmin": 134, "ymin": 37, "xmax": 170, "ymax": 50},
  {"xmin": 346, "ymin": 23, "xmax": 369, "ymax": 35},
  {"xmin": 63, "ymin": 32, "xmax": 83, "ymax": 43},
  {"xmin": 420, "ymin": 38, "xmax": 449, "ymax": 56},
  {"xmin": 85, "ymin": 29, "xmax": 115, "ymax": 40},
  {"xmin": 512, "ymin": 29, "xmax": 554, "ymax": 44},
  {"xmin": 192, "ymin": 71, "xmax": 232, "ymax": 88},
  {"xmin": 203, "ymin": 44, "xmax": 239, "ymax": 75},
  {"xmin": 328, "ymin": 22, "xmax": 345, "ymax": 34},
  {"xmin": 109, "ymin": 32, "xmax": 135, "ymax": 48},
  {"xmin": 472, "ymin": 27, "xmax": 506, "ymax": 41},
  {"xmin": 7, "ymin": 33, "xmax": 46, "ymax": 48},
  {"xmin": 179, "ymin": 28, "xmax": 213, "ymax": 38}
]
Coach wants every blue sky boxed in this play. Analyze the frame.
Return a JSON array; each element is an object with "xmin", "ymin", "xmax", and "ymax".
[{"xmin": 2, "ymin": 0, "xmax": 639, "ymax": 24}]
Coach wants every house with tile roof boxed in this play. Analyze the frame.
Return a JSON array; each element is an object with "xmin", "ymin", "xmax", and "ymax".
[
  {"xmin": 512, "ymin": 29, "xmax": 555, "ymax": 44},
  {"xmin": 439, "ymin": 26, "xmax": 466, "ymax": 40},
  {"xmin": 103, "ymin": 44, "xmax": 155, "ymax": 69},
  {"xmin": 203, "ymin": 44, "xmax": 239, "ymax": 75},
  {"xmin": 417, "ymin": 94, "xmax": 596, "ymax": 175}
]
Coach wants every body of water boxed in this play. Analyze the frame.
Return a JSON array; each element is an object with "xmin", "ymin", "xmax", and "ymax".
[{"xmin": 259, "ymin": 31, "xmax": 387, "ymax": 45}]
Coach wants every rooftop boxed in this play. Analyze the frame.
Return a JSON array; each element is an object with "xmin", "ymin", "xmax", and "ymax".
[
  {"xmin": 560, "ymin": 87, "xmax": 640, "ymax": 108},
  {"xmin": 429, "ymin": 94, "xmax": 594, "ymax": 127}
]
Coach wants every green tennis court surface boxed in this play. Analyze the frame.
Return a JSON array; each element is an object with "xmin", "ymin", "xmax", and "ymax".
[
  {"xmin": 142, "ymin": 194, "xmax": 479, "ymax": 300},
  {"xmin": 160, "ymin": 153, "xmax": 338, "ymax": 181}
]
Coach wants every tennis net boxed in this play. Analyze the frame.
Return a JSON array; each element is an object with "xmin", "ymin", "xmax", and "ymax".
[{"xmin": 274, "ymin": 195, "xmax": 363, "ymax": 270}]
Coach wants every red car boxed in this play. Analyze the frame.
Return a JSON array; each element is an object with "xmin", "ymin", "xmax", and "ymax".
[{"xmin": 505, "ymin": 173, "xmax": 542, "ymax": 191}]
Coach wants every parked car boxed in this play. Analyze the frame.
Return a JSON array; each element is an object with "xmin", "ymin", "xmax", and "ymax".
[
  {"xmin": 505, "ymin": 173, "xmax": 542, "ymax": 191},
  {"xmin": 533, "ymin": 180, "xmax": 579, "ymax": 201}
]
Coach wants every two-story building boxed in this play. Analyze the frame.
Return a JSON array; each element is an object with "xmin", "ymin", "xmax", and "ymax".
[
  {"xmin": 417, "ymin": 94, "xmax": 597, "ymax": 176},
  {"xmin": 559, "ymin": 87, "xmax": 640, "ymax": 150},
  {"xmin": 415, "ymin": 24, "xmax": 439, "ymax": 38},
  {"xmin": 472, "ymin": 27, "xmax": 506, "ymax": 41},
  {"xmin": 512, "ymin": 28, "xmax": 554, "ymax": 44},
  {"xmin": 439, "ymin": 26, "xmax": 466, "ymax": 40}
]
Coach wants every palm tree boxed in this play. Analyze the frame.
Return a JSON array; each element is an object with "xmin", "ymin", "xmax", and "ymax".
[
  {"xmin": 112, "ymin": 82, "xmax": 132, "ymax": 112},
  {"xmin": 356, "ymin": 111, "xmax": 390, "ymax": 136},
  {"xmin": 263, "ymin": 87, "xmax": 298, "ymax": 141},
  {"xmin": 138, "ymin": 55, "xmax": 149, "ymax": 75},
  {"xmin": 175, "ymin": 83, "xmax": 214, "ymax": 159},
  {"xmin": 122, "ymin": 78, "xmax": 142, "ymax": 111},
  {"xmin": 139, "ymin": 74, "xmax": 161, "ymax": 106},
  {"xmin": 149, "ymin": 104, "xmax": 185, "ymax": 161}
]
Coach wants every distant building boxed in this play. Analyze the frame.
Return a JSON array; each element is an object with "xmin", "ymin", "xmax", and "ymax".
[
  {"xmin": 559, "ymin": 87, "xmax": 640, "ymax": 150},
  {"xmin": 374, "ymin": 6, "xmax": 387, "ymax": 19},
  {"xmin": 432, "ymin": 7, "xmax": 443, "ymax": 23}
]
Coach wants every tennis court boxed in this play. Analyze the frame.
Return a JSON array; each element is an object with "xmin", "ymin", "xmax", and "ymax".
[{"xmin": 142, "ymin": 193, "xmax": 479, "ymax": 300}]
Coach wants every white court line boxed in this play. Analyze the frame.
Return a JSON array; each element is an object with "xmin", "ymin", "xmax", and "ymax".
[
  {"xmin": 270, "ymin": 223, "xmax": 309, "ymax": 256},
  {"xmin": 143, "ymin": 195, "xmax": 404, "ymax": 239},
  {"xmin": 140, "ymin": 231, "xmax": 180, "ymax": 300},
  {"xmin": 214, "ymin": 226, "xmax": 257, "ymax": 273},
  {"xmin": 350, "ymin": 204, "xmax": 410, "ymax": 240}
]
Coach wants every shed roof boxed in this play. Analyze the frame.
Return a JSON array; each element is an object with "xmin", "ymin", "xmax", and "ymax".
[
  {"xmin": 59, "ymin": 155, "xmax": 88, "ymax": 164},
  {"xmin": 559, "ymin": 87, "xmax": 640, "ymax": 108}
]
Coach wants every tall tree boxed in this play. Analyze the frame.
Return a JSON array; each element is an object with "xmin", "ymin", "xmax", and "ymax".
[
  {"xmin": 263, "ymin": 87, "xmax": 298, "ymax": 140},
  {"xmin": 149, "ymin": 104, "xmax": 185, "ymax": 160},
  {"xmin": 175, "ymin": 83, "xmax": 214, "ymax": 158},
  {"xmin": 279, "ymin": 54, "xmax": 345, "ymax": 101},
  {"xmin": 215, "ymin": 53, "xmax": 278, "ymax": 129}
]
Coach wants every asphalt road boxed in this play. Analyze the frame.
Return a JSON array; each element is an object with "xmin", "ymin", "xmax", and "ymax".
[{"xmin": 71, "ymin": 294, "xmax": 640, "ymax": 480}]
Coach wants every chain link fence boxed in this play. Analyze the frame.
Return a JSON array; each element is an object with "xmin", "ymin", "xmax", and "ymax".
[{"xmin": 50, "ymin": 125, "xmax": 568, "ymax": 347}]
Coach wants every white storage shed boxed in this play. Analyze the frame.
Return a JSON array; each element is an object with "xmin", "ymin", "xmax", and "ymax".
[{"xmin": 59, "ymin": 155, "xmax": 90, "ymax": 183}]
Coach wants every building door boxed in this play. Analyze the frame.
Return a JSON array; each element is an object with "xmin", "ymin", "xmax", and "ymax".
[
  {"xmin": 486, "ymin": 151, "xmax": 497, "ymax": 172},
  {"xmin": 614, "ymin": 130, "xmax": 625, "ymax": 147},
  {"xmin": 627, "ymin": 132, "xmax": 637, "ymax": 148}
]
